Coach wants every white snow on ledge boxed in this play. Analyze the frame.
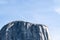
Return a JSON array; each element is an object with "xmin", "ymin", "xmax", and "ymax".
[{"xmin": 6, "ymin": 23, "xmax": 14, "ymax": 31}]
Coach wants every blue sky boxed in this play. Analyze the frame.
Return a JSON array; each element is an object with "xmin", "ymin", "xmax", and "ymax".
[{"xmin": 0, "ymin": 0, "xmax": 60, "ymax": 40}]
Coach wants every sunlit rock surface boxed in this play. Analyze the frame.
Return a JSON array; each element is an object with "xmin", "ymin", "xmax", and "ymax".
[{"xmin": 0, "ymin": 21, "xmax": 50, "ymax": 40}]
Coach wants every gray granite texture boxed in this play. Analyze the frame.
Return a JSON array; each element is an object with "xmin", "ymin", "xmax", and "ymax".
[{"xmin": 0, "ymin": 21, "xmax": 50, "ymax": 40}]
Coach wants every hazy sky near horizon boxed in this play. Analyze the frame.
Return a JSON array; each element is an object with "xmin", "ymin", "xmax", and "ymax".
[{"xmin": 0, "ymin": 0, "xmax": 60, "ymax": 40}]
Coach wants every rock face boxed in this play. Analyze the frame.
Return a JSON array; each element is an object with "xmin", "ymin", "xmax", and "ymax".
[{"xmin": 0, "ymin": 21, "xmax": 50, "ymax": 40}]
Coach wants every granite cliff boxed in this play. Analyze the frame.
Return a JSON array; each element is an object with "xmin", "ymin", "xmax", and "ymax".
[{"xmin": 0, "ymin": 21, "xmax": 50, "ymax": 40}]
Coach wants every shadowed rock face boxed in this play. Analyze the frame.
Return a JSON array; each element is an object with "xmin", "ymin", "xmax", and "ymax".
[{"xmin": 0, "ymin": 21, "xmax": 50, "ymax": 40}]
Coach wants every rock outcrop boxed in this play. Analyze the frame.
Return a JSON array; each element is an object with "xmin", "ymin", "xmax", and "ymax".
[{"xmin": 0, "ymin": 21, "xmax": 50, "ymax": 40}]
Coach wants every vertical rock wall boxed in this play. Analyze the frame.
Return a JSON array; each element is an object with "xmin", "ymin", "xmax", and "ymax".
[{"xmin": 0, "ymin": 21, "xmax": 50, "ymax": 40}]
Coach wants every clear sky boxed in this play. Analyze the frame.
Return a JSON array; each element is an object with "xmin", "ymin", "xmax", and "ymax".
[{"xmin": 0, "ymin": 0, "xmax": 60, "ymax": 40}]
